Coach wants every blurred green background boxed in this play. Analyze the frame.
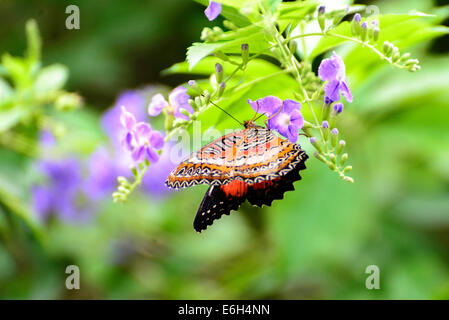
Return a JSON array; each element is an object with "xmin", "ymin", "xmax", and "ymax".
[{"xmin": 1, "ymin": 0, "xmax": 449, "ymax": 299}]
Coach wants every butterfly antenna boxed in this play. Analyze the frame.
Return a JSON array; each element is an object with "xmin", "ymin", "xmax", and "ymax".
[
  {"xmin": 248, "ymin": 101, "xmax": 260, "ymax": 123},
  {"xmin": 254, "ymin": 112, "xmax": 265, "ymax": 122},
  {"xmin": 206, "ymin": 97, "xmax": 244, "ymax": 127}
]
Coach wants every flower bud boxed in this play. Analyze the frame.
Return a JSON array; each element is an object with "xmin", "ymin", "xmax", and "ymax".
[
  {"xmin": 399, "ymin": 53, "xmax": 411, "ymax": 63},
  {"xmin": 343, "ymin": 165, "xmax": 352, "ymax": 173},
  {"xmin": 373, "ymin": 27, "xmax": 380, "ymax": 42},
  {"xmin": 343, "ymin": 176, "xmax": 354, "ymax": 183},
  {"xmin": 340, "ymin": 153, "xmax": 348, "ymax": 166},
  {"xmin": 118, "ymin": 186, "xmax": 130, "ymax": 194},
  {"xmin": 383, "ymin": 41, "xmax": 393, "ymax": 57},
  {"xmin": 117, "ymin": 176, "xmax": 128, "ymax": 185},
  {"xmin": 188, "ymin": 80, "xmax": 202, "ymax": 93},
  {"xmin": 318, "ymin": 5, "xmax": 326, "ymax": 31},
  {"xmin": 310, "ymin": 137, "xmax": 323, "ymax": 153},
  {"xmin": 241, "ymin": 43, "xmax": 249, "ymax": 66},
  {"xmin": 215, "ymin": 63, "xmax": 223, "ymax": 84},
  {"xmin": 329, "ymin": 153, "xmax": 337, "ymax": 164},
  {"xmin": 223, "ymin": 20, "xmax": 237, "ymax": 30},
  {"xmin": 351, "ymin": 13, "xmax": 362, "ymax": 37},
  {"xmin": 217, "ymin": 82, "xmax": 225, "ymax": 97},
  {"xmin": 360, "ymin": 22, "xmax": 368, "ymax": 42},
  {"xmin": 337, "ymin": 139, "xmax": 346, "ymax": 154},
  {"xmin": 194, "ymin": 96, "xmax": 202, "ymax": 109},
  {"xmin": 392, "ymin": 51, "xmax": 400, "ymax": 63},
  {"xmin": 322, "ymin": 121, "xmax": 329, "ymax": 140},
  {"xmin": 200, "ymin": 27, "xmax": 212, "ymax": 41},
  {"xmin": 180, "ymin": 108, "xmax": 192, "ymax": 118},
  {"xmin": 405, "ymin": 58, "xmax": 419, "ymax": 67},
  {"xmin": 318, "ymin": 5, "xmax": 325, "ymax": 14},
  {"xmin": 331, "ymin": 128, "xmax": 339, "ymax": 148},
  {"xmin": 202, "ymin": 90, "xmax": 211, "ymax": 105},
  {"xmin": 55, "ymin": 93, "xmax": 83, "ymax": 111},
  {"xmin": 331, "ymin": 103, "xmax": 344, "ymax": 116},
  {"xmin": 314, "ymin": 152, "xmax": 327, "ymax": 164}
]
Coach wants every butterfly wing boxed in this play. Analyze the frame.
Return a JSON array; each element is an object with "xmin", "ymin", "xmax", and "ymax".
[
  {"xmin": 165, "ymin": 129, "xmax": 247, "ymax": 189},
  {"xmin": 193, "ymin": 183, "xmax": 246, "ymax": 232}
]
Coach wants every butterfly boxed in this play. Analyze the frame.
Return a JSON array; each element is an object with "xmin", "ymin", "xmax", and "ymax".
[{"xmin": 165, "ymin": 121, "xmax": 308, "ymax": 232}]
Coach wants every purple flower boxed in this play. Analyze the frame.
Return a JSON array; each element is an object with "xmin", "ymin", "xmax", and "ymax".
[
  {"xmin": 32, "ymin": 158, "xmax": 90, "ymax": 223},
  {"xmin": 322, "ymin": 120, "xmax": 329, "ymax": 129},
  {"xmin": 333, "ymin": 102, "xmax": 344, "ymax": 114},
  {"xmin": 247, "ymin": 96, "xmax": 283, "ymax": 116},
  {"xmin": 248, "ymin": 96, "xmax": 304, "ymax": 143},
  {"xmin": 205, "ymin": 1, "xmax": 222, "ymax": 21},
  {"xmin": 148, "ymin": 86, "xmax": 194, "ymax": 121},
  {"xmin": 353, "ymin": 13, "xmax": 361, "ymax": 22},
  {"xmin": 101, "ymin": 91, "xmax": 146, "ymax": 150},
  {"xmin": 148, "ymin": 93, "xmax": 169, "ymax": 116},
  {"xmin": 318, "ymin": 52, "xmax": 353, "ymax": 103},
  {"xmin": 120, "ymin": 106, "xmax": 164, "ymax": 163},
  {"xmin": 267, "ymin": 100, "xmax": 304, "ymax": 143}
]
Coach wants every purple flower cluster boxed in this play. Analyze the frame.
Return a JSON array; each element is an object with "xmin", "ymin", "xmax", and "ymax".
[
  {"xmin": 248, "ymin": 96, "xmax": 304, "ymax": 143},
  {"xmin": 32, "ymin": 89, "xmax": 181, "ymax": 223},
  {"xmin": 318, "ymin": 52, "xmax": 353, "ymax": 104}
]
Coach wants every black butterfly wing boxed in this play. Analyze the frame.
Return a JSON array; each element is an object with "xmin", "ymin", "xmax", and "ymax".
[
  {"xmin": 246, "ymin": 153, "xmax": 308, "ymax": 207},
  {"xmin": 193, "ymin": 185, "xmax": 245, "ymax": 233}
]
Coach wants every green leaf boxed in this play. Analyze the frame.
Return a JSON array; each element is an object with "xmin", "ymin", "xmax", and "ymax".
[
  {"xmin": 277, "ymin": 0, "xmax": 318, "ymax": 33},
  {"xmin": 186, "ymin": 23, "xmax": 272, "ymax": 69},
  {"xmin": 0, "ymin": 109, "xmax": 25, "ymax": 132},
  {"xmin": 1, "ymin": 53, "xmax": 31, "ymax": 89},
  {"xmin": 34, "ymin": 64, "xmax": 69, "ymax": 94},
  {"xmin": 0, "ymin": 78, "xmax": 13, "ymax": 105},
  {"xmin": 308, "ymin": 21, "xmax": 350, "ymax": 59},
  {"xmin": 268, "ymin": 0, "xmax": 282, "ymax": 12}
]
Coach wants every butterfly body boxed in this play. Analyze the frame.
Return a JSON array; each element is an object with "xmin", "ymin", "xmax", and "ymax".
[{"xmin": 166, "ymin": 123, "xmax": 308, "ymax": 232}]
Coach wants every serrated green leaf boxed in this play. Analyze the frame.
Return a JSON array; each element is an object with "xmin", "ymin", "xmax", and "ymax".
[
  {"xmin": 186, "ymin": 28, "xmax": 270, "ymax": 69},
  {"xmin": 187, "ymin": 42, "xmax": 228, "ymax": 70}
]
